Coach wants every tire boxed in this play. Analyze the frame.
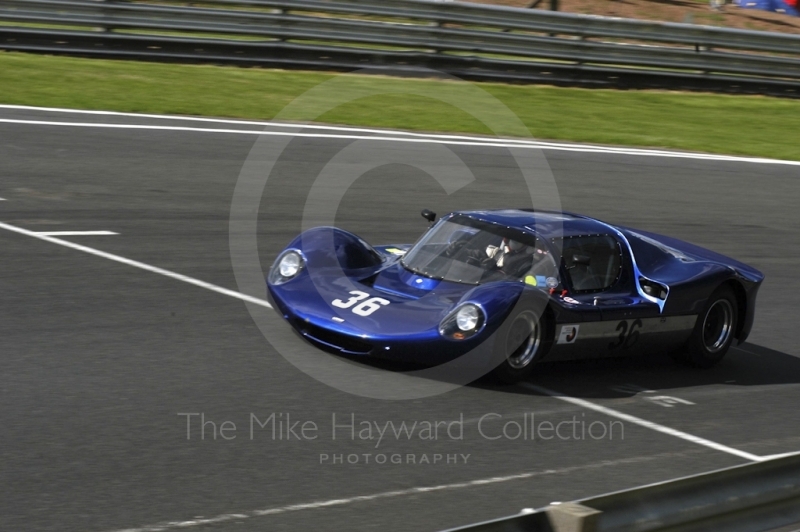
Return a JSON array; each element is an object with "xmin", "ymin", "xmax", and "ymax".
[
  {"xmin": 488, "ymin": 307, "xmax": 548, "ymax": 384},
  {"xmin": 680, "ymin": 285, "xmax": 738, "ymax": 368}
]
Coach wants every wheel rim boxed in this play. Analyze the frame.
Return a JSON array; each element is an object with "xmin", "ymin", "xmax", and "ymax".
[
  {"xmin": 506, "ymin": 311, "xmax": 541, "ymax": 369},
  {"xmin": 702, "ymin": 299, "xmax": 734, "ymax": 353}
]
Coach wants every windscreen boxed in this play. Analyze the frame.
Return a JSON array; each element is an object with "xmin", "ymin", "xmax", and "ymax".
[{"xmin": 401, "ymin": 215, "xmax": 559, "ymax": 285}]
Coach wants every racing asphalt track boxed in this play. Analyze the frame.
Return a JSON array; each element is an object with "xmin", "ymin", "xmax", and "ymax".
[{"xmin": 2, "ymin": 105, "xmax": 800, "ymax": 532}]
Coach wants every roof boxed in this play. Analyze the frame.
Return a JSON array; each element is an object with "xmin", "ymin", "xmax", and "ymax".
[{"xmin": 454, "ymin": 209, "xmax": 615, "ymax": 239}]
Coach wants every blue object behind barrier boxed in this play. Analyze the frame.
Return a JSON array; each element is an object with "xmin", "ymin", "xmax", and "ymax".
[{"xmin": 736, "ymin": 0, "xmax": 798, "ymax": 16}]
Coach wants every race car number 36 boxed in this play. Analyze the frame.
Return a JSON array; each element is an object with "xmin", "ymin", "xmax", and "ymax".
[{"xmin": 332, "ymin": 290, "xmax": 390, "ymax": 316}]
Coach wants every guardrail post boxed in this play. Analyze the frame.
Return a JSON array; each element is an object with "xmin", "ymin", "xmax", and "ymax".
[
  {"xmin": 96, "ymin": 0, "xmax": 110, "ymax": 34},
  {"xmin": 275, "ymin": 6, "xmax": 285, "ymax": 42},
  {"xmin": 545, "ymin": 503, "xmax": 601, "ymax": 532}
]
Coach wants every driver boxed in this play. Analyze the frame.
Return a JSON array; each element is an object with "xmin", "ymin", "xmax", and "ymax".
[{"xmin": 484, "ymin": 238, "xmax": 534, "ymax": 278}]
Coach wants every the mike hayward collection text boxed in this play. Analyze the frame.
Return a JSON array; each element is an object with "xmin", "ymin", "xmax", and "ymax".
[{"xmin": 177, "ymin": 412, "xmax": 625, "ymax": 444}]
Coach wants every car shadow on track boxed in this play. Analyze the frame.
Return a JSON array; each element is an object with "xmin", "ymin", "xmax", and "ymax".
[
  {"xmin": 484, "ymin": 343, "xmax": 800, "ymax": 399},
  {"xmin": 333, "ymin": 342, "xmax": 800, "ymax": 399}
]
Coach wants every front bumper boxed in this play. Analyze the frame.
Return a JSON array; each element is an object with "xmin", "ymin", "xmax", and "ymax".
[{"xmin": 269, "ymin": 289, "xmax": 491, "ymax": 366}]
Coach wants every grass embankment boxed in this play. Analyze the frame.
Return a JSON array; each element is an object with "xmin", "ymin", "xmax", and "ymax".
[{"xmin": 1, "ymin": 52, "xmax": 798, "ymax": 160}]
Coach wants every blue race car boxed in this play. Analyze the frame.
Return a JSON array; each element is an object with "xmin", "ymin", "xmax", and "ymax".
[{"xmin": 267, "ymin": 209, "xmax": 763, "ymax": 383}]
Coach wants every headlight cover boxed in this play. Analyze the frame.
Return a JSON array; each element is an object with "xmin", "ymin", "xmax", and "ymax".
[
  {"xmin": 456, "ymin": 305, "xmax": 480, "ymax": 331},
  {"xmin": 269, "ymin": 250, "xmax": 305, "ymax": 285},
  {"xmin": 439, "ymin": 303, "xmax": 486, "ymax": 340}
]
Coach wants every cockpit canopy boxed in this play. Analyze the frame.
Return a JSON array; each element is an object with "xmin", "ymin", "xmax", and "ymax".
[{"xmin": 402, "ymin": 215, "xmax": 560, "ymax": 286}]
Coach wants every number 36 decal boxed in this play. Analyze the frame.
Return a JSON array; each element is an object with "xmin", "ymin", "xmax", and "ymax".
[
  {"xmin": 332, "ymin": 290, "xmax": 390, "ymax": 317},
  {"xmin": 608, "ymin": 318, "xmax": 643, "ymax": 350}
]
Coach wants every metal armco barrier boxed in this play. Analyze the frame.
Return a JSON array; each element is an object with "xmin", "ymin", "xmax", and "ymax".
[
  {"xmin": 2, "ymin": 0, "xmax": 800, "ymax": 95},
  {"xmin": 442, "ymin": 452, "xmax": 800, "ymax": 532}
]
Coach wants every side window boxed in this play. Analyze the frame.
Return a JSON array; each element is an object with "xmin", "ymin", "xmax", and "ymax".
[{"xmin": 561, "ymin": 235, "xmax": 622, "ymax": 292}]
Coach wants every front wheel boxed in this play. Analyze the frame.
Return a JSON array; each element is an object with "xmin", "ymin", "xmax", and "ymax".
[
  {"xmin": 678, "ymin": 286, "xmax": 738, "ymax": 368},
  {"xmin": 489, "ymin": 308, "xmax": 548, "ymax": 384}
]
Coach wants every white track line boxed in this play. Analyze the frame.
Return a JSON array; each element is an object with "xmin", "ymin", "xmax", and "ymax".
[
  {"xmin": 104, "ymin": 452, "xmax": 686, "ymax": 532},
  {"xmin": 0, "ymin": 221, "xmax": 272, "ymax": 309},
  {"xmin": 1, "ymin": 112, "xmax": 799, "ymax": 165},
  {"xmin": 0, "ymin": 117, "xmax": 602, "ymax": 150},
  {"xmin": 521, "ymin": 383, "xmax": 765, "ymax": 462},
  {"xmin": 0, "ymin": 103, "xmax": 569, "ymax": 145},
  {"xmin": 0, "ymin": 103, "xmax": 714, "ymax": 148},
  {"xmin": 1, "ymin": 103, "xmax": 795, "ymax": 164},
  {"xmin": 0, "ymin": 104, "xmax": 759, "ymax": 159},
  {"xmin": 34, "ymin": 230, "xmax": 118, "ymax": 236},
  {"xmin": 761, "ymin": 450, "xmax": 800, "ymax": 460}
]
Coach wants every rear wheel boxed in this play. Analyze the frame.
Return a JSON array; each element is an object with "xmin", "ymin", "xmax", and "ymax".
[
  {"xmin": 489, "ymin": 308, "xmax": 547, "ymax": 383},
  {"xmin": 678, "ymin": 286, "xmax": 738, "ymax": 368}
]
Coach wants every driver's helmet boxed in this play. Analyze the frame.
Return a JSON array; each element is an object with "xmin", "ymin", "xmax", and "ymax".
[{"xmin": 503, "ymin": 238, "xmax": 526, "ymax": 253}]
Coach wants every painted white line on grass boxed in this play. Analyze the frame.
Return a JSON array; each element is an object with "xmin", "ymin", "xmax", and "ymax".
[
  {"xmin": 1, "ymin": 115, "xmax": 799, "ymax": 166},
  {"xmin": 0, "ymin": 221, "xmax": 272, "ymax": 310},
  {"xmin": 104, "ymin": 451, "xmax": 688, "ymax": 532},
  {"xmin": 34, "ymin": 230, "xmax": 119, "ymax": 236},
  {"xmin": 521, "ymin": 383, "xmax": 765, "ymax": 462}
]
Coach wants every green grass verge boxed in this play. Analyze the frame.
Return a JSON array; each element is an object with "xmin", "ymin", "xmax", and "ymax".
[{"xmin": 1, "ymin": 51, "xmax": 798, "ymax": 160}]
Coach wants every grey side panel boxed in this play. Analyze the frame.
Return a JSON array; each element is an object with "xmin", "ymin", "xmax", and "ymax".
[{"xmin": 548, "ymin": 315, "xmax": 697, "ymax": 361}]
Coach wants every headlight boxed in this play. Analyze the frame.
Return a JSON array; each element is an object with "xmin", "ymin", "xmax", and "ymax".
[
  {"xmin": 456, "ymin": 305, "xmax": 480, "ymax": 331},
  {"xmin": 269, "ymin": 250, "xmax": 305, "ymax": 285},
  {"xmin": 439, "ymin": 303, "xmax": 485, "ymax": 340},
  {"xmin": 279, "ymin": 252, "xmax": 301, "ymax": 278}
]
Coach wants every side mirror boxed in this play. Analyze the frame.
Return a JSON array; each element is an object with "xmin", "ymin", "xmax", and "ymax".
[{"xmin": 421, "ymin": 209, "xmax": 437, "ymax": 223}]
